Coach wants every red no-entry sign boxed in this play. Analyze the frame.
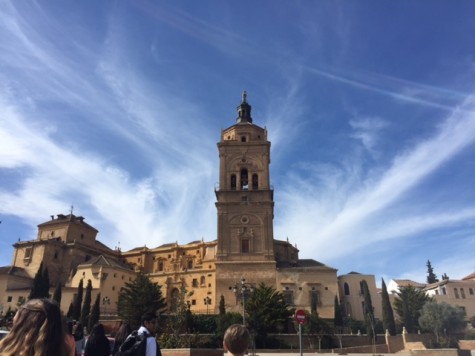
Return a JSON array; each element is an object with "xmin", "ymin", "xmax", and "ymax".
[{"xmin": 294, "ymin": 309, "xmax": 307, "ymax": 324}]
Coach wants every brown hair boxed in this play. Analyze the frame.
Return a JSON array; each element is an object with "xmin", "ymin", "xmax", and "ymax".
[
  {"xmin": 0, "ymin": 298, "xmax": 69, "ymax": 356},
  {"xmin": 223, "ymin": 324, "xmax": 250, "ymax": 355}
]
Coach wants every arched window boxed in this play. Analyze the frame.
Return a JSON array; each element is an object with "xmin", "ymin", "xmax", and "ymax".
[
  {"xmin": 230, "ymin": 174, "xmax": 236, "ymax": 190},
  {"xmin": 344, "ymin": 282, "xmax": 350, "ymax": 295},
  {"xmin": 252, "ymin": 174, "xmax": 258, "ymax": 190},
  {"xmin": 200, "ymin": 276, "xmax": 206, "ymax": 286},
  {"xmin": 240, "ymin": 169, "xmax": 248, "ymax": 190}
]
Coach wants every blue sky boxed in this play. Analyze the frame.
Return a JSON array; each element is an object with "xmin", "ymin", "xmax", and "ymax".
[{"xmin": 1, "ymin": 1, "xmax": 475, "ymax": 285}]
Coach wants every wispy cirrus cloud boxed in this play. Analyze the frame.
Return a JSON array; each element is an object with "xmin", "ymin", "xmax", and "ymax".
[{"xmin": 276, "ymin": 93, "xmax": 475, "ymax": 262}]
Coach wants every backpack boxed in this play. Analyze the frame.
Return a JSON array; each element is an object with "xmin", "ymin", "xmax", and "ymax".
[{"xmin": 116, "ymin": 330, "xmax": 147, "ymax": 356}]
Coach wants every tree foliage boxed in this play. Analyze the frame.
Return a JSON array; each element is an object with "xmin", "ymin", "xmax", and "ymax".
[
  {"xmin": 28, "ymin": 261, "xmax": 50, "ymax": 300},
  {"xmin": 419, "ymin": 301, "xmax": 466, "ymax": 345},
  {"xmin": 88, "ymin": 293, "xmax": 101, "ymax": 332},
  {"xmin": 394, "ymin": 285, "xmax": 431, "ymax": 333},
  {"xmin": 426, "ymin": 260, "xmax": 439, "ymax": 284},
  {"xmin": 381, "ymin": 278, "xmax": 396, "ymax": 336},
  {"xmin": 117, "ymin": 272, "xmax": 166, "ymax": 329},
  {"xmin": 334, "ymin": 295, "xmax": 344, "ymax": 329},
  {"xmin": 72, "ymin": 279, "xmax": 84, "ymax": 321},
  {"xmin": 52, "ymin": 282, "xmax": 62, "ymax": 305},
  {"xmin": 361, "ymin": 280, "xmax": 375, "ymax": 341},
  {"xmin": 80, "ymin": 279, "xmax": 92, "ymax": 328},
  {"xmin": 245, "ymin": 283, "xmax": 293, "ymax": 347}
]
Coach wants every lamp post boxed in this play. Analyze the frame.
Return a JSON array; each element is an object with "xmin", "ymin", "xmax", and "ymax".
[
  {"xmin": 204, "ymin": 296, "xmax": 211, "ymax": 314},
  {"xmin": 230, "ymin": 278, "xmax": 254, "ymax": 325}
]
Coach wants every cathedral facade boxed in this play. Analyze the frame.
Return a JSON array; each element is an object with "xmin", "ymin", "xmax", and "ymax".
[{"xmin": 0, "ymin": 94, "xmax": 339, "ymax": 319}]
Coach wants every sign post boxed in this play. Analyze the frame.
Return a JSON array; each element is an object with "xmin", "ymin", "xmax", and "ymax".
[{"xmin": 294, "ymin": 309, "xmax": 307, "ymax": 356}]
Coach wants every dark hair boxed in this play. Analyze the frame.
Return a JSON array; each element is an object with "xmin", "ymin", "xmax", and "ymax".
[
  {"xmin": 141, "ymin": 312, "xmax": 157, "ymax": 325},
  {"xmin": 84, "ymin": 323, "xmax": 110, "ymax": 355},
  {"xmin": 114, "ymin": 322, "xmax": 132, "ymax": 345}
]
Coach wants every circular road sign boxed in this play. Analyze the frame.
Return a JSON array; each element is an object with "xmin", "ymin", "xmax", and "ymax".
[{"xmin": 294, "ymin": 309, "xmax": 307, "ymax": 324}]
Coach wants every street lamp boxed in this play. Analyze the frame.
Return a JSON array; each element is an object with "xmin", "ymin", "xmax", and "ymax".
[
  {"xmin": 229, "ymin": 278, "xmax": 254, "ymax": 325},
  {"xmin": 204, "ymin": 296, "xmax": 211, "ymax": 314}
]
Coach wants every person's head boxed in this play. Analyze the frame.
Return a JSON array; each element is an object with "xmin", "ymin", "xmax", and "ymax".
[
  {"xmin": 141, "ymin": 312, "xmax": 157, "ymax": 332},
  {"xmin": 0, "ymin": 298, "xmax": 68, "ymax": 356},
  {"xmin": 223, "ymin": 324, "xmax": 250, "ymax": 356},
  {"xmin": 90, "ymin": 323, "xmax": 106, "ymax": 339}
]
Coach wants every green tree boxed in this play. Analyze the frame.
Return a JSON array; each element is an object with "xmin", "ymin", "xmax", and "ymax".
[
  {"xmin": 72, "ymin": 279, "xmax": 84, "ymax": 321},
  {"xmin": 219, "ymin": 294, "xmax": 226, "ymax": 315},
  {"xmin": 426, "ymin": 260, "xmax": 439, "ymax": 284},
  {"xmin": 80, "ymin": 279, "xmax": 92, "ymax": 328},
  {"xmin": 88, "ymin": 293, "xmax": 101, "ymax": 332},
  {"xmin": 52, "ymin": 282, "xmax": 62, "ymax": 305},
  {"xmin": 28, "ymin": 261, "xmax": 48, "ymax": 299},
  {"xmin": 41, "ymin": 266, "xmax": 50, "ymax": 298},
  {"xmin": 361, "ymin": 280, "xmax": 375, "ymax": 341},
  {"xmin": 66, "ymin": 301, "xmax": 74, "ymax": 319},
  {"xmin": 419, "ymin": 301, "xmax": 466, "ymax": 345},
  {"xmin": 245, "ymin": 283, "xmax": 293, "ymax": 348},
  {"xmin": 334, "ymin": 295, "xmax": 343, "ymax": 329},
  {"xmin": 381, "ymin": 278, "xmax": 396, "ymax": 335},
  {"xmin": 394, "ymin": 285, "xmax": 431, "ymax": 333},
  {"xmin": 117, "ymin": 272, "xmax": 166, "ymax": 329}
]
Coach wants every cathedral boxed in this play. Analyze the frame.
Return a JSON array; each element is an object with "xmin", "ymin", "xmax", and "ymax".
[{"xmin": 0, "ymin": 94, "xmax": 339, "ymax": 319}]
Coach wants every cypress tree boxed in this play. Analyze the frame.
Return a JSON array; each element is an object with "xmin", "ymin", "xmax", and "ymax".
[
  {"xmin": 67, "ymin": 301, "xmax": 74, "ymax": 319},
  {"xmin": 28, "ymin": 261, "xmax": 45, "ymax": 300},
  {"xmin": 80, "ymin": 279, "xmax": 92, "ymax": 327},
  {"xmin": 72, "ymin": 279, "xmax": 84, "ymax": 321},
  {"xmin": 334, "ymin": 295, "xmax": 344, "ymax": 328},
  {"xmin": 41, "ymin": 266, "xmax": 50, "ymax": 298},
  {"xmin": 426, "ymin": 260, "xmax": 439, "ymax": 284},
  {"xmin": 52, "ymin": 282, "xmax": 62, "ymax": 305},
  {"xmin": 219, "ymin": 294, "xmax": 226, "ymax": 315},
  {"xmin": 381, "ymin": 278, "xmax": 396, "ymax": 335},
  {"xmin": 361, "ymin": 280, "xmax": 375, "ymax": 341},
  {"xmin": 88, "ymin": 293, "xmax": 101, "ymax": 333}
]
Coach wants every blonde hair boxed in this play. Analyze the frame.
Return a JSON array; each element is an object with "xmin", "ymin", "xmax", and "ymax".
[
  {"xmin": 223, "ymin": 324, "xmax": 250, "ymax": 355},
  {"xmin": 0, "ymin": 298, "xmax": 69, "ymax": 356}
]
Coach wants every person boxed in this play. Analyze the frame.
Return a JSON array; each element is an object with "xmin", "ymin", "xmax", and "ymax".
[
  {"xmin": 138, "ymin": 312, "xmax": 162, "ymax": 356},
  {"xmin": 73, "ymin": 321, "xmax": 85, "ymax": 355},
  {"xmin": 0, "ymin": 298, "xmax": 70, "ymax": 356},
  {"xmin": 63, "ymin": 317, "xmax": 77, "ymax": 356},
  {"xmin": 84, "ymin": 323, "xmax": 111, "ymax": 356},
  {"xmin": 223, "ymin": 324, "xmax": 250, "ymax": 356},
  {"xmin": 111, "ymin": 322, "xmax": 131, "ymax": 355}
]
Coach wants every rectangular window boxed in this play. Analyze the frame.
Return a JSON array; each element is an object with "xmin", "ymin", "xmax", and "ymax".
[
  {"xmin": 192, "ymin": 279, "xmax": 198, "ymax": 288},
  {"xmin": 283, "ymin": 290, "xmax": 294, "ymax": 305},
  {"xmin": 461, "ymin": 288, "xmax": 466, "ymax": 299},
  {"xmin": 7, "ymin": 296, "xmax": 12, "ymax": 302},
  {"xmin": 24, "ymin": 246, "xmax": 33, "ymax": 261},
  {"xmin": 241, "ymin": 239, "xmax": 250, "ymax": 253},
  {"xmin": 442, "ymin": 287, "xmax": 447, "ymax": 295},
  {"xmin": 469, "ymin": 288, "xmax": 474, "ymax": 295},
  {"xmin": 454, "ymin": 288, "xmax": 460, "ymax": 299},
  {"xmin": 158, "ymin": 261, "xmax": 164, "ymax": 271}
]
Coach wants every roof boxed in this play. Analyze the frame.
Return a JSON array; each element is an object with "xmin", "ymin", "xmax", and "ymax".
[
  {"xmin": 392, "ymin": 279, "xmax": 426, "ymax": 288},
  {"xmin": 0, "ymin": 265, "xmax": 31, "ymax": 279},
  {"xmin": 462, "ymin": 272, "xmax": 475, "ymax": 280},
  {"xmin": 77, "ymin": 255, "xmax": 132, "ymax": 271},
  {"xmin": 38, "ymin": 214, "xmax": 98, "ymax": 232},
  {"xmin": 277, "ymin": 258, "xmax": 336, "ymax": 270}
]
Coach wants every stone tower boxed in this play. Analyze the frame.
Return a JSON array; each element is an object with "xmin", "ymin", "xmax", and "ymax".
[{"xmin": 215, "ymin": 92, "xmax": 277, "ymax": 305}]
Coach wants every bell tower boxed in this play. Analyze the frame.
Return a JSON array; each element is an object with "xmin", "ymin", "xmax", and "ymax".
[{"xmin": 215, "ymin": 92, "xmax": 276, "ymax": 293}]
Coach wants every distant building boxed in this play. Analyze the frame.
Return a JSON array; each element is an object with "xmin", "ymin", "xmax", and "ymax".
[
  {"xmin": 338, "ymin": 272, "xmax": 382, "ymax": 321},
  {"xmin": 0, "ymin": 94, "xmax": 339, "ymax": 318}
]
